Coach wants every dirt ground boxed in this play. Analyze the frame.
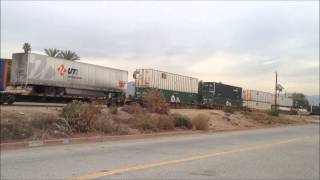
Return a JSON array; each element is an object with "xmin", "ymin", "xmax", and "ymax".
[
  {"xmin": 171, "ymin": 109, "xmax": 314, "ymax": 131},
  {"xmin": 0, "ymin": 106, "xmax": 318, "ymax": 143}
]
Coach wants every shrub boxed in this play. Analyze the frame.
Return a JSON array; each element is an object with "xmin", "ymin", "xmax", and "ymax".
[
  {"xmin": 61, "ymin": 101, "xmax": 102, "ymax": 133},
  {"xmin": 122, "ymin": 103, "xmax": 143, "ymax": 114},
  {"xmin": 109, "ymin": 106, "xmax": 118, "ymax": 114},
  {"xmin": 62, "ymin": 100, "xmax": 82, "ymax": 125},
  {"xmin": 172, "ymin": 113, "xmax": 192, "ymax": 129},
  {"xmin": 157, "ymin": 115, "xmax": 175, "ymax": 130},
  {"xmin": 143, "ymin": 90, "xmax": 169, "ymax": 114},
  {"xmin": 192, "ymin": 114, "xmax": 209, "ymax": 130},
  {"xmin": 130, "ymin": 113, "xmax": 159, "ymax": 132}
]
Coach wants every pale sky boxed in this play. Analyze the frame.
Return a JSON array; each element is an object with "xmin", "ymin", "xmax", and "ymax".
[{"xmin": 1, "ymin": 1, "xmax": 319, "ymax": 95}]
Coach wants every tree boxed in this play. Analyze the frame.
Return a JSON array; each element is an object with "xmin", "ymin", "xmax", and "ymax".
[
  {"xmin": 291, "ymin": 92, "xmax": 306, "ymax": 100},
  {"xmin": 44, "ymin": 48, "xmax": 60, "ymax": 57},
  {"xmin": 58, "ymin": 50, "xmax": 80, "ymax": 61},
  {"xmin": 22, "ymin": 43, "xmax": 31, "ymax": 53}
]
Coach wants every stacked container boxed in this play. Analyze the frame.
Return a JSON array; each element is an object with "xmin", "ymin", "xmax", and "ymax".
[
  {"xmin": 242, "ymin": 89, "xmax": 274, "ymax": 110},
  {"xmin": 275, "ymin": 94, "xmax": 293, "ymax": 107},
  {"xmin": 198, "ymin": 82, "xmax": 242, "ymax": 107},
  {"xmin": 133, "ymin": 69, "xmax": 199, "ymax": 103},
  {"xmin": 243, "ymin": 101, "xmax": 272, "ymax": 110},
  {"xmin": 10, "ymin": 53, "xmax": 128, "ymax": 94},
  {"xmin": 0, "ymin": 59, "xmax": 9, "ymax": 91}
]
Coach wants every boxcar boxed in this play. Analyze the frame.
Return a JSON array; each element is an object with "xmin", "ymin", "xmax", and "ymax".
[
  {"xmin": 198, "ymin": 82, "xmax": 242, "ymax": 107},
  {"xmin": 133, "ymin": 69, "xmax": 199, "ymax": 104}
]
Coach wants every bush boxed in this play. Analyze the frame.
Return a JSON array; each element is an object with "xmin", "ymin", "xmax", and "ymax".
[
  {"xmin": 122, "ymin": 103, "xmax": 143, "ymax": 114},
  {"xmin": 61, "ymin": 101, "xmax": 102, "ymax": 133},
  {"xmin": 157, "ymin": 115, "xmax": 175, "ymax": 130},
  {"xmin": 192, "ymin": 114, "xmax": 209, "ymax": 130},
  {"xmin": 172, "ymin": 113, "xmax": 192, "ymax": 129},
  {"xmin": 109, "ymin": 106, "xmax": 118, "ymax": 114},
  {"xmin": 143, "ymin": 90, "xmax": 169, "ymax": 114},
  {"xmin": 133, "ymin": 114, "xmax": 159, "ymax": 132}
]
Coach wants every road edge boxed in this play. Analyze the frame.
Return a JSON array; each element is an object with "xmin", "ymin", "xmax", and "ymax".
[{"xmin": 1, "ymin": 124, "xmax": 311, "ymax": 150}]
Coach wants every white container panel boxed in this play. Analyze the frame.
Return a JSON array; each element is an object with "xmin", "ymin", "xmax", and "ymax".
[
  {"xmin": 11, "ymin": 53, "xmax": 128, "ymax": 92},
  {"xmin": 243, "ymin": 100, "xmax": 272, "ymax": 110},
  {"xmin": 134, "ymin": 69, "xmax": 198, "ymax": 93},
  {"xmin": 242, "ymin": 89, "xmax": 274, "ymax": 103},
  {"xmin": 275, "ymin": 95, "xmax": 293, "ymax": 107}
]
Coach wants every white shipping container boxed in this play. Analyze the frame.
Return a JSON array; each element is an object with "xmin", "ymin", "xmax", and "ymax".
[
  {"xmin": 133, "ymin": 69, "xmax": 198, "ymax": 93},
  {"xmin": 242, "ymin": 89, "xmax": 274, "ymax": 103},
  {"xmin": 274, "ymin": 95, "xmax": 293, "ymax": 107},
  {"xmin": 243, "ymin": 100, "xmax": 272, "ymax": 110},
  {"xmin": 10, "ymin": 53, "xmax": 128, "ymax": 92}
]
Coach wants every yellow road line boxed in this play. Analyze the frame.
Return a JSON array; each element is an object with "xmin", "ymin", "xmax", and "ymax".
[{"xmin": 69, "ymin": 136, "xmax": 313, "ymax": 180}]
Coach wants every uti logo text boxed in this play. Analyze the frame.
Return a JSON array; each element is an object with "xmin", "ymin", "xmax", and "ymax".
[{"xmin": 57, "ymin": 64, "xmax": 79, "ymax": 76}]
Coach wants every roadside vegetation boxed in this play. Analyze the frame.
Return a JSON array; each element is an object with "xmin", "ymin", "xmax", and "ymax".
[{"xmin": 0, "ymin": 90, "xmax": 313, "ymax": 143}]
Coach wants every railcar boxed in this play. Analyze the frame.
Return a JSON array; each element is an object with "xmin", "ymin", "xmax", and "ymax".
[
  {"xmin": 0, "ymin": 53, "xmax": 128, "ymax": 105},
  {"xmin": 132, "ymin": 69, "xmax": 199, "ymax": 104}
]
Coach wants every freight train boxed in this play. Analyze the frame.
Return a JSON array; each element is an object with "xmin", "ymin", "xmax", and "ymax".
[{"xmin": 0, "ymin": 53, "xmax": 316, "ymax": 114}]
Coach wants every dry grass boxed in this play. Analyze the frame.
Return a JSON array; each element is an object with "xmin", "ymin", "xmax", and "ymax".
[
  {"xmin": 244, "ymin": 111, "xmax": 299, "ymax": 125},
  {"xmin": 109, "ymin": 106, "xmax": 118, "ymax": 114},
  {"xmin": 122, "ymin": 103, "xmax": 144, "ymax": 114},
  {"xmin": 0, "ymin": 114, "xmax": 70, "ymax": 142},
  {"xmin": 157, "ymin": 115, "xmax": 175, "ymax": 130},
  {"xmin": 192, "ymin": 114, "xmax": 209, "ymax": 130}
]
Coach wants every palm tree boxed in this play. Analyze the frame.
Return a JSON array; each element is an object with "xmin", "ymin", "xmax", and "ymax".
[
  {"xmin": 58, "ymin": 50, "xmax": 80, "ymax": 61},
  {"xmin": 44, "ymin": 48, "xmax": 60, "ymax": 57},
  {"xmin": 22, "ymin": 43, "xmax": 31, "ymax": 53}
]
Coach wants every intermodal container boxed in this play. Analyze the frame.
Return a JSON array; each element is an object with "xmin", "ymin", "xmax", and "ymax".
[
  {"xmin": 274, "ymin": 94, "xmax": 293, "ymax": 107},
  {"xmin": 293, "ymin": 99, "xmax": 309, "ymax": 109},
  {"xmin": 10, "ymin": 53, "xmax": 128, "ymax": 93},
  {"xmin": 133, "ymin": 69, "xmax": 199, "ymax": 104},
  {"xmin": 243, "ymin": 100, "xmax": 271, "ymax": 110},
  {"xmin": 242, "ymin": 89, "xmax": 274, "ymax": 103},
  {"xmin": 0, "ymin": 59, "xmax": 9, "ymax": 91},
  {"xmin": 133, "ymin": 69, "xmax": 198, "ymax": 93},
  {"xmin": 198, "ymin": 82, "xmax": 242, "ymax": 107}
]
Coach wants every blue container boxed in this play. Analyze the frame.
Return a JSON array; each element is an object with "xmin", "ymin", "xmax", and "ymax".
[{"xmin": 0, "ymin": 59, "xmax": 8, "ymax": 91}]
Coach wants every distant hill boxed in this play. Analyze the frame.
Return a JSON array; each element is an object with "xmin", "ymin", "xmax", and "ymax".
[{"xmin": 306, "ymin": 95, "xmax": 320, "ymax": 106}]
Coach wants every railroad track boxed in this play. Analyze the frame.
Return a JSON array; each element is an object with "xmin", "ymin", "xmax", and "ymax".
[
  {"xmin": 1, "ymin": 102, "xmax": 109, "ymax": 108},
  {"xmin": 1, "ymin": 102, "xmax": 67, "ymax": 108}
]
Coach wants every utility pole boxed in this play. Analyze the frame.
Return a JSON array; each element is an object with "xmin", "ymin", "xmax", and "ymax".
[{"xmin": 274, "ymin": 71, "xmax": 278, "ymax": 113}]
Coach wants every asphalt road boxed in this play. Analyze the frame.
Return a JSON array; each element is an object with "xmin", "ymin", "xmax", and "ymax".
[{"xmin": 1, "ymin": 124, "xmax": 319, "ymax": 180}]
